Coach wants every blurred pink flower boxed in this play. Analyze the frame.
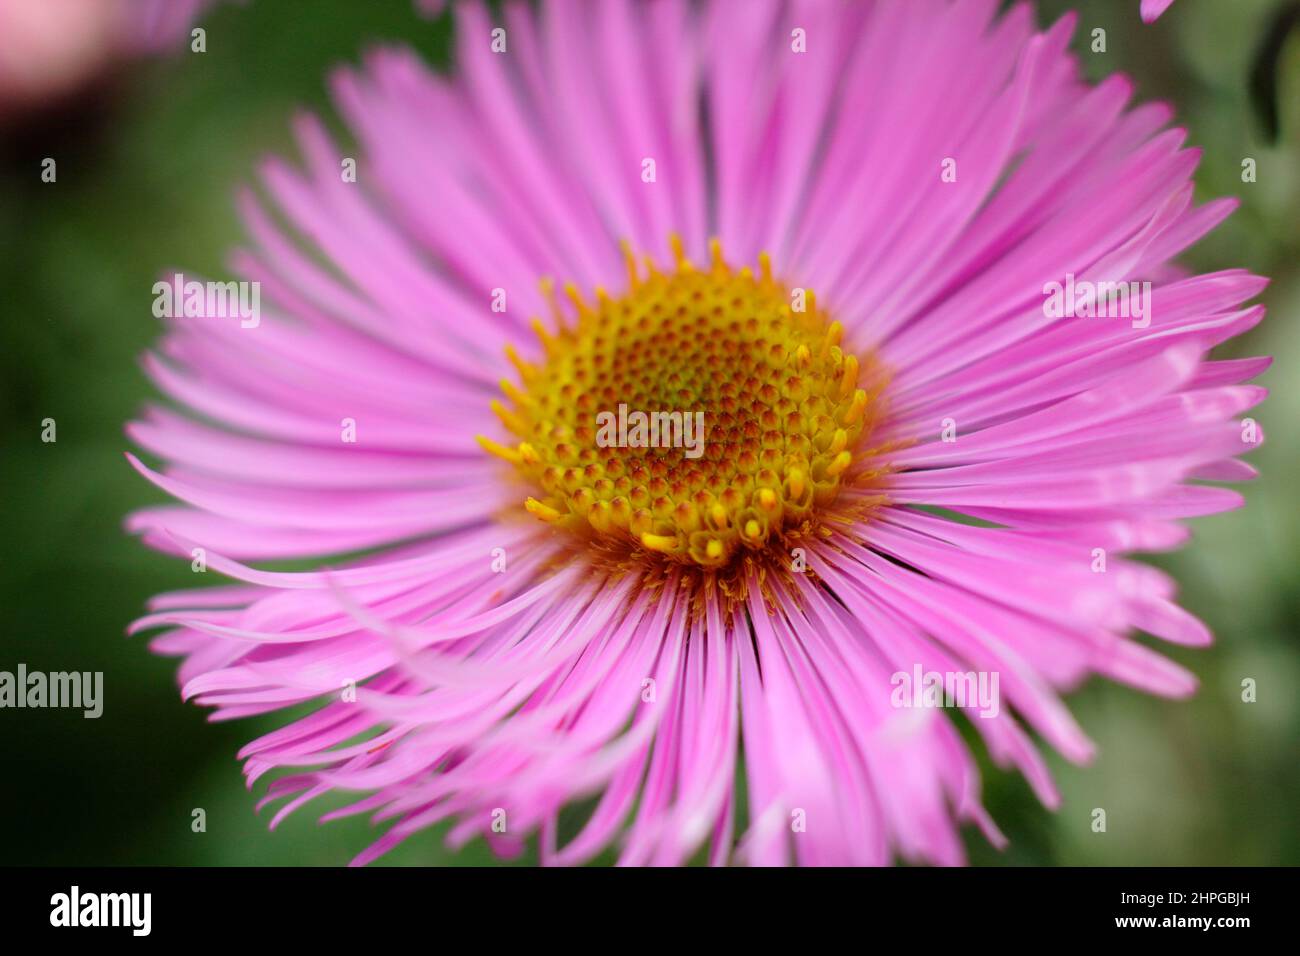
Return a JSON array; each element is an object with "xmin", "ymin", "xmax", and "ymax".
[
  {"xmin": 0, "ymin": 0, "xmax": 232, "ymax": 116},
  {"xmin": 1142, "ymin": 0, "xmax": 1177, "ymax": 23},
  {"xmin": 0, "ymin": 0, "xmax": 120, "ymax": 112},
  {"xmin": 129, "ymin": 0, "xmax": 1267, "ymax": 866}
]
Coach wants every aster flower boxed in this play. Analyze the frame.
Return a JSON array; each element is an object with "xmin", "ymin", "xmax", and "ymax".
[{"xmin": 127, "ymin": 0, "xmax": 1267, "ymax": 866}]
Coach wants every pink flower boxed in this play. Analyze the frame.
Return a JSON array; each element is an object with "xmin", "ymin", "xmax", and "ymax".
[
  {"xmin": 0, "ymin": 0, "xmax": 121, "ymax": 114},
  {"xmin": 0, "ymin": 0, "xmax": 232, "ymax": 118},
  {"xmin": 1141, "ymin": 0, "xmax": 1177, "ymax": 23},
  {"xmin": 128, "ymin": 0, "xmax": 1267, "ymax": 866}
]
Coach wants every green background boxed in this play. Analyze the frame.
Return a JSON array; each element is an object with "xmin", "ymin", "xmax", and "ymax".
[{"xmin": 0, "ymin": 0, "xmax": 1296, "ymax": 866}]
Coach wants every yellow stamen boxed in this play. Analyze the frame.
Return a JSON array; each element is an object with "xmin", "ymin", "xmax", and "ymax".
[
  {"xmin": 641, "ymin": 533, "xmax": 680, "ymax": 553},
  {"xmin": 825, "ymin": 450, "xmax": 852, "ymax": 478},
  {"xmin": 482, "ymin": 240, "xmax": 884, "ymax": 568},
  {"xmin": 524, "ymin": 497, "xmax": 562, "ymax": 523},
  {"xmin": 477, "ymin": 435, "xmax": 522, "ymax": 464},
  {"xmin": 787, "ymin": 467, "xmax": 806, "ymax": 502}
]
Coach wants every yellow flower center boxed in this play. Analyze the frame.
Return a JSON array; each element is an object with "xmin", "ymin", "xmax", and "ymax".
[{"xmin": 480, "ymin": 237, "xmax": 885, "ymax": 570}]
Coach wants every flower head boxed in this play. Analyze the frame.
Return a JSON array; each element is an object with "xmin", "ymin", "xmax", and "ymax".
[{"xmin": 128, "ymin": 0, "xmax": 1267, "ymax": 866}]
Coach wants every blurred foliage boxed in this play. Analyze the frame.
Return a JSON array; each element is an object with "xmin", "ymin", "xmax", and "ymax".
[{"xmin": 0, "ymin": 0, "xmax": 1296, "ymax": 866}]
